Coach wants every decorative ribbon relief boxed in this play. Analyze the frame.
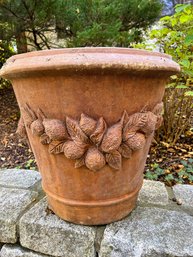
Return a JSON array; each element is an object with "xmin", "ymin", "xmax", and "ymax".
[{"xmin": 17, "ymin": 103, "xmax": 163, "ymax": 172}]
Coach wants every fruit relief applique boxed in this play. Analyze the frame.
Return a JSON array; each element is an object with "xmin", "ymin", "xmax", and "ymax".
[{"xmin": 17, "ymin": 102, "xmax": 163, "ymax": 171}]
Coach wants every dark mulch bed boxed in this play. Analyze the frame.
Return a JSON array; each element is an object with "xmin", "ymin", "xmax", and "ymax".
[
  {"xmin": 0, "ymin": 87, "xmax": 192, "ymax": 185},
  {"xmin": 0, "ymin": 87, "xmax": 37, "ymax": 170},
  {"xmin": 145, "ymin": 137, "xmax": 193, "ymax": 186}
]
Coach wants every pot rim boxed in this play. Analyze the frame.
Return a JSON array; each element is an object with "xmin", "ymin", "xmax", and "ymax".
[{"xmin": 0, "ymin": 47, "xmax": 180, "ymax": 79}]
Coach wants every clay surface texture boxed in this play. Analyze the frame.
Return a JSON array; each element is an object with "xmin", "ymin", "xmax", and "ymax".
[
  {"xmin": 18, "ymin": 102, "xmax": 163, "ymax": 172},
  {"xmin": 0, "ymin": 48, "xmax": 180, "ymax": 224}
]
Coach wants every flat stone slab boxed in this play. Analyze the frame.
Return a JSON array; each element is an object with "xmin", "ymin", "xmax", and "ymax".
[
  {"xmin": 0, "ymin": 169, "xmax": 41, "ymax": 189},
  {"xmin": 0, "ymin": 187, "xmax": 38, "ymax": 244},
  {"xmin": 19, "ymin": 197, "xmax": 97, "ymax": 257},
  {"xmin": 173, "ymin": 184, "xmax": 193, "ymax": 211},
  {"xmin": 138, "ymin": 179, "xmax": 169, "ymax": 206},
  {"xmin": 100, "ymin": 207, "xmax": 193, "ymax": 257},
  {"xmin": 0, "ymin": 244, "xmax": 51, "ymax": 257}
]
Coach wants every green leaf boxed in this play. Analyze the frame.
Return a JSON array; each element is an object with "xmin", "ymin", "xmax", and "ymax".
[
  {"xmin": 155, "ymin": 168, "xmax": 165, "ymax": 175},
  {"xmin": 180, "ymin": 59, "xmax": 190, "ymax": 68},
  {"xmin": 181, "ymin": 160, "xmax": 188, "ymax": 166},
  {"xmin": 161, "ymin": 28, "xmax": 170, "ymax": 35},
  {"xmin": 179, "ymin": 14, "xmax": 189, "ymax": 23},
  {"xmin": 145, "ymin": 171, "xmax": 158, "ymax": 180},
  {"xmin": 185, "ymin": 91, "xmax": 193, "ymax": 97},
  {"xmin": 166, "ymin": 83, "xmax": 176, "ymax": 89},
  {"xmin": 160, "ymin": 16, "xmax": 171, "ymax": 21},
  {"xmin": 179, "ymin": 170, "xmax": 186, "ymax": 176},
  {"xmin": 175, "ymin": 4, "xmax": 190, "ymax": 13},
  {"xmin": 165, "ymin": 174, "xmax": 174, "ymax": 181},
  {"xmin": 151, "ymin": 163, "xmax": 159, "ymax": 168},
  {"xmin": 176, "ymin": 85, "xmax": 188, "ymax": 89},
  {"xmin": 184, "ymin": 34, "xmax": 193, "ymax": 45},
  {"xmin": 183, "ymin": 70, "xmax": 193, "ymax": 77},
  {"xmin": 170, "ymin": 75, "xmax": 178, "ymax": 80},
  {"xmin": 188, "ymin": 158, "xmax": 193, "ymax": 164},
  {"xmin": 171, "ymin": 19, "xmax": 177, "ymax": 27}
]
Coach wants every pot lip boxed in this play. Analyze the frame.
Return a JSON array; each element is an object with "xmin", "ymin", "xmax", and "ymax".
[
  {"xmin": 0, "ymin": 47, "xmax": 180, "ymax": 79},
  {"xmin": 7, "ymin": 47, "xmax": 172, "ymax": 59}
]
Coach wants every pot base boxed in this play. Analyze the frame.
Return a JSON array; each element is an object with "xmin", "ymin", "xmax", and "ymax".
[{"xmin": 43, "ymin": 183, "xmax": 142, "ymax": 225}]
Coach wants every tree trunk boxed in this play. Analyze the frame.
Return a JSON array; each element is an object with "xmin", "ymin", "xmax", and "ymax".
[{"xmin": 16, "ymin": 32, "xmax": 28, "ymax": 53}]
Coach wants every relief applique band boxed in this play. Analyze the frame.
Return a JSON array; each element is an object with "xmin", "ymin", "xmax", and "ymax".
[{"xmin": 17, "ymin": 103, "xmax": 163, "ymax": 171}]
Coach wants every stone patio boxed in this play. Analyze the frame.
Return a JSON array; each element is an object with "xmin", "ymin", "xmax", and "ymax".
[{"xmin": 0, "ymin": 168, "xmax": 193, "ymax": 257}]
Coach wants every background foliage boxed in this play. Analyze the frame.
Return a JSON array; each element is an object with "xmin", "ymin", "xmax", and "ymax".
[
  {"xmin": 0, "ymin": 1, "xmax": 192, "ymax": 184},
  {"xmin": 135, "ymin": 4, "xmax": 193, "ymax": 145},
  {"xmin": 0, "ymin": 41, "xmax": 13, "ymax": 88},
  {"xmin": 0, "ymin": 0, "xmax": 162, "ymax": 52},
  {"xmin": 0, "ymin": 2, "xmax": 192, "ymax": 142},
  {"xmin": 0, "ymin": 0, "xmax": 57, "ymax": 52},
  {"xmin": 0, "ymin": 0, "xmax": 162, "ymax": 89},
  {"xmin": 55, "ymin": 0, "xmax": 162, "ymax": 47},
  {"xmin": 153, "ymin": 4, "xmax": 193, "ymax": 145}
]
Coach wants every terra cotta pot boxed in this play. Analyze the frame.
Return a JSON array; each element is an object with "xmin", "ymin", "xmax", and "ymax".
[{"xmin": 0, "ymin": 48, "xmax": 180, "ymax": 225}]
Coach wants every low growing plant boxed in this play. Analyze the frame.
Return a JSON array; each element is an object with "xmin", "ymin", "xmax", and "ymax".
[{"xmin": 145, "ymin": 158, "xmax": 193, "ymax": 186}]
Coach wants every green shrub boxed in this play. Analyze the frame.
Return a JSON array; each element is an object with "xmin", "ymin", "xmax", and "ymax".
[
  {"xmin": 56, "ymin": 0, "xmax": 162, "ymax": 47},
  {"xmin": 134, "ymin": 4, "xmax": 193, "ymax": 145},
  {"xmin": 0, "ymin": 0, "xmax": 162, "ymax": 52},
  {"xmin": 151, "ymin": 4, "xmax": 193, "ymax": 144},
  {"xmin": 0, "ymin": 42, "xmax": 13, "ymax": 89}
]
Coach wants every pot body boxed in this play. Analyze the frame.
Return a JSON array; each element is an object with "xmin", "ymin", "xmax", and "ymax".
[{"xmin": 0, "ymin": 48, "xmax": 180, "ymax": 225}]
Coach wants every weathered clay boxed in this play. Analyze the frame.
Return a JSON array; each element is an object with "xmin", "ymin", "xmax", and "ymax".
[
  {"xmin": 19, "ymin": 104, "xmax": 162, "ymax": 171},
  {"xmin": 31, "ymin": 120, "xmax": 44, "ymax": 136},
  {"xmin": 0, "ymin": 48, "xmax": 180, "ymax": 225},
  {"xmin": 16, "ymin": 117, "xmax": 27, "ymax": 138},
  {"xmin": 79, "ymin": 113, "xmax": 97, "ymax": 136},
  {"xmin": 85, "ymin": 147, "xmax": 106, "ymax": 171},
  {"xmin": 63, "ymin": 140, "xmax": 86, "ymax": 160}
]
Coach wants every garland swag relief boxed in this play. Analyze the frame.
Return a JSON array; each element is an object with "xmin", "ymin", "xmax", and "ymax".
[{"xmin": 17, "ymin": 102, "xmax": 163, "ymax": 172}]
